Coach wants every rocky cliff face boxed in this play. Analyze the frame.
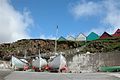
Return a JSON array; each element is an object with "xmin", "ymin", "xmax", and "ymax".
[{"xmin": 0, "ymin": 39, "xmax": 84, "ymax": 60}]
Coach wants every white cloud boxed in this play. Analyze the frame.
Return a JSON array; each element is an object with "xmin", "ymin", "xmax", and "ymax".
[
  {"xmin": 0, "ymin": 0, "xmax": 33, "ymax": 43},
  {"xmin": 71, "ymin": 0, "xmax": 120, "ymax": 35},
  {"xmin": 103, "ymin": 0, "xmax": 120, "ymax": 34},
  {"xmin": 71, "ymin": 1, "xmax": 102, "ymax": 19}
]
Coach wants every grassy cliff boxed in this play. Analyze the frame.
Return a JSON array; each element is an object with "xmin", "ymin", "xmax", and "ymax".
[{"xmin": 82, "ymin": 37, "xmax": 120, "ymax": 53}]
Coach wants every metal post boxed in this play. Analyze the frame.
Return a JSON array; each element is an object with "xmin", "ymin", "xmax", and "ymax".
[
  {"xmin": 24, "ymin": 50, "xmax": 27, "ymax": 59},
  {"xmin": 55, "ymin": 25, "xmax": 58, "ymax": 54},
  {"xmin": 39, "ymin": 49, "xmax": 41, "ymax": 70}
]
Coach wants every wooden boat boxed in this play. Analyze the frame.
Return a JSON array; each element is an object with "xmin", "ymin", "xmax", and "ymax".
[
  {"xmin": 11, "ymin": 56, "xmax": 28, "ymax": 69},
  {"xmin": 32, "ymin": 55, "xmax": 47, "ymax": 68},
  {"xmin": 99, "ymin": 66, "xmax": 120, "ymax": 72},
  {"xmin": 48, "ymin": 26, "xmax": 67, "ymax": 72},
  {"xmin": 48, "ymin": 54, "xmax": 67, "ymax": 72}
]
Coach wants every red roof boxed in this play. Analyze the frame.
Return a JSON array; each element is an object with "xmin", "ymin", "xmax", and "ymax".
[
  {"xmin": 112, "ymin": 29, "xmax": 120, "ymax": 37},
  {"xmin": 100, "ymin": 32, "xmax": 112, "ymax": 39}
]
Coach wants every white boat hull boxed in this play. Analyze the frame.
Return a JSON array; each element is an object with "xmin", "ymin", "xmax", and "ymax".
[
  {"xmin": 11, "ymin": 56, "xmax": 28, "ymax": 69},
  {"xmin": 32, "ymin": 58, "xmax": 47, "ymax": 68},
  {"xmin": 48, "ymin": 54, "xmax": 67, "ymax": 70}
]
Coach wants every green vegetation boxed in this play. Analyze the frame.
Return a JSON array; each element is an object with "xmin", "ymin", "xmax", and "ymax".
[{"xmin": 82, "ymin": 37, "xmax": 120, "ymax": 53}]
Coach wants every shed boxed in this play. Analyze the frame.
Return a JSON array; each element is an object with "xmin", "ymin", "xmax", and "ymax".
[
  {"xmin": 76, "ymin": 33, "xmax": 86, "ymax": 41},
  {"xmin": 58, "ymin": 36, "xmax": 66, "ymax": 41},
  {"xmin": 86, "ymin": 32, "xmax": 99, "ymax": 41},
  {"xmin": 66, "ymin": 35, "xmax": 75, "ymax": 41},
  {"xmin": 100, "ymin": 32, "xmax": 112, "ymax": 39},
  {"xmin": 112, "ymin": 29, "xmax": 120, "ymax": 37}
]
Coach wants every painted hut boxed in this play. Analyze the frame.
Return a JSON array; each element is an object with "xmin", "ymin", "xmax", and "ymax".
[
  {"xmin": 67, "ymin": 35, "xmax": 75, "ymax": 41},
  {"xmin": 100, "ymin": 32, "xmax": 112, "ymax": 39},
  {"xmin": 58, "ymin": 36, "xmax": 66, "ymax": 41},
  {"xmin": 86, "ymin": 32, "xmax": 99, "ymax": 41},
  {"xmin": 76, "ymin": 33, "xmax": 86, "ymax": 41},
  {"xmin": 112, "ymin": 29, "xmax": 120, "ymax": 37}
]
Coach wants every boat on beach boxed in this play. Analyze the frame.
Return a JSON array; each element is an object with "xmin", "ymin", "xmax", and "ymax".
[
  {"xmin": 32, "ymin": 56, "xmax": 47, "ymax": 69},
  {"xmin": 11, "ymin": 26, "xmax": 67, "ymax": 72},
  {"xmin": 11, "ymin": 56, "xmax": 28, "ymax": 69},
  {"xmin": 48, "ymin": 54, "xmax": 67, "ymax": 72},
  {"xmin": 48, "ymin": 26, "xmax": 67, "ymax": 72}
]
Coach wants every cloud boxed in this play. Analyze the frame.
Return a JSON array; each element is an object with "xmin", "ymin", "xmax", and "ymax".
[
  {"xmin": 71, "ymin": 1, "xmax": 102, "ymax": 19},
  {"xmin": 102, "ymin": 0, "xmax": 120, "ymax": 34},
  {"xmin": 0, "ymin": 0, "xmax": 33, "ymax": 43},
  {"xmin": 71, "ymin": 0, "xmax": 120, "ymax": 35}
]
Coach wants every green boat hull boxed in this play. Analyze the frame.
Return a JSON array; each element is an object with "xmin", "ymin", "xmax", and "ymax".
[{"xmin": 99, "ymin": 66, "xmax": 120, "ymax": 72}]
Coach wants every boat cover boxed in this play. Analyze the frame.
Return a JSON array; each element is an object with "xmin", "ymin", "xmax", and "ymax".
[
  {"xmin": 11, "ymin": 56, "xmax": 28, "ymax": 68},
  {"xmin": 48, "ymin": 54, "xmax": 66, "ymax": 69}
]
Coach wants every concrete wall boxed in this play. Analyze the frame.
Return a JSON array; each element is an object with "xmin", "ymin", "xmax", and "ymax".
[{"xmin": 66, "ymin": 52, "xmax": 120, "ymax": 72}]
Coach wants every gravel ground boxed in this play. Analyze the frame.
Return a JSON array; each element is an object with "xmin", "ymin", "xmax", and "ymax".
[
  {"xmin": 0, "ymin": 69, "xmax": 12, "ymax": 80},
  {"xmin": 4, "ymin": 71, "xmax": 120, "ymax": 80}
]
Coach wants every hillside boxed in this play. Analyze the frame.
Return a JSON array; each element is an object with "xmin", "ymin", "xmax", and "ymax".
[
  {"xmin": 82, "ymin": 37, "xmax": 120, "ymax": 53},
  {"xmin": 1, "ymin": 37, "xmax": 120, "ymax": 61},
  {"xmin": 0, "ymin": 39, "xmax": 85, "ymax": 60}
]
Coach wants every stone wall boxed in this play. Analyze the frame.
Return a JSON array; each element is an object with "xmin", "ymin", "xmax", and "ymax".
[{"xmin": 67, "ymin": 52, "xmax": 120, "ymax": 72}]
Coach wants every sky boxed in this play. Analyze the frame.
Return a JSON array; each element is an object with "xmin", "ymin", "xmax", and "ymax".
[{"xmin": 0, "ymin": 0, "xmax": 120, "ymax": 43}]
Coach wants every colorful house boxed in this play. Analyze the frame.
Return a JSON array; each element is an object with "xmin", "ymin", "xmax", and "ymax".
[
  {"xmin": 86, "ymin": 32, "xmax": 99, "ymax": 41},
  {"xmin": 76, "ymin": 33, "xmax": 86, "ymax": 41},
  {"xmin": 112, "ymin": 29, "xmax": 120, "ymax": 37},
  {"xmin": 100, "ymin": 32, "xmax": 112, "ymax": 39},
  {"xmin": 66, "ymin": 35, "xmax": 75, "ymax": 41},
  {"xmin": 58, "ymin": 36, "xmax": 66, "ymax": 41}
]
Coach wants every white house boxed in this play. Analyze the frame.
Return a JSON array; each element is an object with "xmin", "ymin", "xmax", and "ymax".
[
  {"xmin": 76, "ymin": 33, "xmax": 86, "ymax": 41},
  {"xmin": 67, "ymin": 35, "xmax": 75, "ymax": 41}
]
